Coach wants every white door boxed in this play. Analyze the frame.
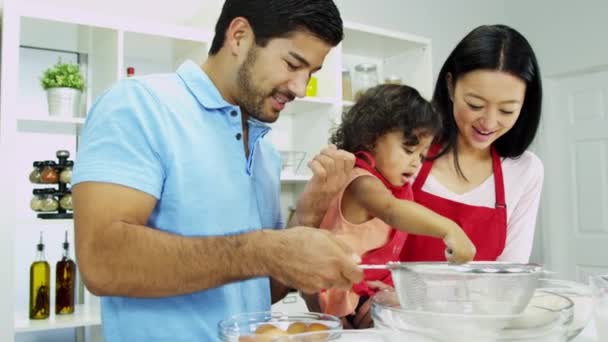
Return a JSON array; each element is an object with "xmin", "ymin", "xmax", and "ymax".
[{"xmin": 541, "ymin": 68, "xmax": 608, "ymax": 281}]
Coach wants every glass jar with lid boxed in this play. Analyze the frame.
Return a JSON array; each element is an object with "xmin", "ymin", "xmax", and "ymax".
[
  {"xmin": 40, "ymin": 161, "xmax": 59, "ymax": 184},
  {"xmin": 59, "ymin": 192, "xmax": 73, "ymax": 211},
  {"xmin": 30, "ymin": 189, "xmax": 44, "ymax": 212},
  {"xmin": 59, "ymin": 161, "xmax": 74, "ymax": 184},
  {"xmin": 384, "ymin": 75, "xmax": 403, "ymax": 85},
  {"xmin": 342, "ymin": 68, "xmax": 353, "ymax": 101},
  {"xmin": 29, "ymin": 162, "xmax": 43, "ymax": 184},
  {"xmin": 353, "ymin": 63, "xmax": 379, "ymax": 100},
  {"xmin": 40, "ymin": 190, "xmax": 59, "ymax": 212}
]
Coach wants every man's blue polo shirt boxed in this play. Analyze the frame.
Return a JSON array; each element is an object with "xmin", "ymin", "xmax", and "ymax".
[{"xmin": 72, "ymin": 60, "xmax": 283, "ymax": 341}]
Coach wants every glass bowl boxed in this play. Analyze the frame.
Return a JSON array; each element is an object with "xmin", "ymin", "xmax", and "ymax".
[
  {"xmin": 538, "ymin": 278, "xmax": 593, "ymax": 340},
  {"xmin": 218, "ymin": 311, "xmax": 341, "ymax": 342},
  {"xmin": 385, "ymin": 261, "xmax": 543, "ymax": 315},
  {"xmin": 371, "ymin": 289, "xmax": 573, "ymax": 342},
  {"xmin": 262, "ymin": 328, "xmax": 439, "ymax": 341}
]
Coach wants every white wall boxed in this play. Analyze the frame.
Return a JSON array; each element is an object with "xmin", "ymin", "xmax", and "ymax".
[
  {"xmin": 334, "ymin": 0, "xmax": 509, "ymax": 82},
  {"xmin": 506, "ymin": 0, "xmax": 608, "ymax": 76},
  {"xmin": 505, "ymin": 0, "xmax": 608, "ymax": 267}
]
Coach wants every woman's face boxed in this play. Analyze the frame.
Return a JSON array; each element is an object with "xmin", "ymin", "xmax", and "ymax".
[{"xmin": 450, "ymin": 70, "xmax": 527, "ymax": 151}]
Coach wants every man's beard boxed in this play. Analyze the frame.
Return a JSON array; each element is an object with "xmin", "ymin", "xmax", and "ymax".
[{"xmin": 236, "ymin": 47, "xmax": 273, "ymax": 122}]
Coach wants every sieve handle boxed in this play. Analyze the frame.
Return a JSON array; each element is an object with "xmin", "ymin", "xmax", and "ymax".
[{"xmin": 358, "ymin": 264, "xmax": 389, "ymax": 270}]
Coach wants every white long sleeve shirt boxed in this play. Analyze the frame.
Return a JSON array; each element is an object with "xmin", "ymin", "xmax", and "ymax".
[{"xmin": 421, "ymin": 151, "xmax": 544, "ymax": 263}]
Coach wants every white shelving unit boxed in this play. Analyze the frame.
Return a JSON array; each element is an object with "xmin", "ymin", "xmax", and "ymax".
[
  {"xmin": 17, "ymin": 116, "xmax": 86, "ymax": 125},
  {"xmin": 280, "ymin": 173, "xmax": 311, "ymax": 185},
  {"xmin": 0, "ymin": 1, "xmax": 432, "ymax": 341},
  {"xmin": 14, "ymin": 304, "xmax": 101, "ymax": 333}
]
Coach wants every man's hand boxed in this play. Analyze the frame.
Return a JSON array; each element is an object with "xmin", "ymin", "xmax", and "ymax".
[
  {"xmin": 295, "ymin": 145, "xmax": 355, "ymax": 227},
  {"xmin": 262, "ymin": 227, "xmax": 363, "ymax": 294}
]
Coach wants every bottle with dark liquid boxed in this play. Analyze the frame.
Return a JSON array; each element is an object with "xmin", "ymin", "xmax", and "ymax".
[
  {"xmin": 56, "ymin": 231, "xmax": 76, "ymax": 314},
  {"xmin": 29, "ymin": 232, "xmax": 50, "ymax": 319}
]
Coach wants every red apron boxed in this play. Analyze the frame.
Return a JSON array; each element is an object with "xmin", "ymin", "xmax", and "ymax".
[
  {"xmin": 351, "ymin": 152, "xmax": 411, "ymax": 296},
  {"xmin": 400, "ymin": 144, "xmax": 507, "ymax": 261}
]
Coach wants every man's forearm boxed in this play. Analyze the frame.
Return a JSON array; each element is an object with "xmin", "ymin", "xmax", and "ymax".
[{"xmin": 77, "ymin": 221, "xmax": 275, "ymax": 298}]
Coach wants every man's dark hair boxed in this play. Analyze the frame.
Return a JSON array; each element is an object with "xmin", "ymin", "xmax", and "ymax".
[{"xmin": 209, "ymin": 0, "xmax": 343, "ymax": 55}]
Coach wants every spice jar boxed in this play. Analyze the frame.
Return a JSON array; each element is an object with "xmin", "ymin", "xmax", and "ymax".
[
  {"xmin": 59, "ymin": 161, "xmax": 74, "ymax": 184},
  {"xmin": 353, "ymin": 63, "xmax": 379, "ymax": 100},
  {"xmin": 384, "ymin": 75, "xmax": 402, "ymax": 85},
  {"xmin": 40, "ymin": 161, "xmax": 59, "ymax": 184},
  {"xmin": 56, "ymin": 150, "xmax": 70, "ymax": 161},
  {"xmin": 342, "ymin": 69, "xmax": 353, "ymax": 101},
  {"xmin": 40, "ymin": 190, "xmax": 59, "ymax": 212},
  {"xmin": 59, "ymin": 193, "xmax": 73, "ymax": 211},
  {"xmin": 30, "ymin": 190, "xmax": 44, "ymax": 212},
  {"xmin": 29, "ymin": 162, "xmax": 43, "ymax": 184}
]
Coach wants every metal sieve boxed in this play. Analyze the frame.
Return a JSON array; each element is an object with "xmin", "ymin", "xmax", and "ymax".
[{"xmin": 361, "ymin": 262, "xmax": 544, "ymax": 315}]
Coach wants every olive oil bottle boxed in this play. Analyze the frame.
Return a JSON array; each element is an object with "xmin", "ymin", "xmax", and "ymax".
[
  {"xmin": 29, "ymin": 232, "xmax": 50, "ymax": 319},
  {"xmin": 55, "ymin": 231, "xmax": 76, "ymax": 314}
]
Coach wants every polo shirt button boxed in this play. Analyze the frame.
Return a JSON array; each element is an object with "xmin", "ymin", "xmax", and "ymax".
[
  {"xmin": 230, "ymin": 110, "xmax": 237, "ymax": 117},
  {"xmin": 236, "ymin": 133, "xmax": 242, "ymax": 140}
]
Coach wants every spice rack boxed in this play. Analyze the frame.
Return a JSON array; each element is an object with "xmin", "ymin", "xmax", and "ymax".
[{"xmin": 29, "ymin": 150, "xmax": 74, "ymax": 219}]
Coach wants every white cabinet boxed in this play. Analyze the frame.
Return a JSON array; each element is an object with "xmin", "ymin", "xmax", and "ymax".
[
  {"xmin": 271, "ymin": 292, "xmax": 310, "ymax": 315},
  {"xmin": 0, "ymin": 1, "xmax": 432, "ymax": 341}
]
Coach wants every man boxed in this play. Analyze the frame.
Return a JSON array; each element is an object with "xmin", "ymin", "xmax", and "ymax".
[{"xmin": 72, "ymin": 0, "xmax": 362, "ymax": 340}]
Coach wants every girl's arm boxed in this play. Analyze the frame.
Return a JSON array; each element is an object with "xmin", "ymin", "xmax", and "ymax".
[{"xmin": 344, "ymin": 175, "xmax": 476, "ymax": 262}]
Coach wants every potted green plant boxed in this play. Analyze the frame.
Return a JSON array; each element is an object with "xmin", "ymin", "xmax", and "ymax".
[{"xmin": 40, "ymin": 61, "xmax": 85, "ymax": 117}]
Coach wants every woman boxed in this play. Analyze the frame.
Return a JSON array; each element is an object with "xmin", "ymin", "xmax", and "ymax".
[
  {"xmin": 345, "ymin": 24, "xmax": 544, "ymax": 329},
  {"xmin": 400, "ymin": 24, "xmax": 543, "ymax": 263}
]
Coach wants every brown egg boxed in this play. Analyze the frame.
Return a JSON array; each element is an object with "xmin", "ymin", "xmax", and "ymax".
[
  {"xmin": 254, "ymin": 324, "xmax": 288, "ymax": 342},
  {"xmin": 255, "ymin": 324, "xmax": 280, "ymax": 334},
  {"xmin": 238, "ymin": 336, "xmax": 258, "ymax": 342},
  {"xmin": 306, "ymin": 323, "xmax": 329, "ymax": 332},
  {"xmin": 287, "ymin": 322, "xmax": 307, "ymax": 334}
]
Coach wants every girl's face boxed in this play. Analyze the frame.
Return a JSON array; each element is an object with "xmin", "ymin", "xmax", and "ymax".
[
  {"xmin": 450, "ymin": 70, "xmax": 526, "ymax": 152},
  {"xmin": 371, "ymin": 130, "xmax": 433, "ymax": 186}
]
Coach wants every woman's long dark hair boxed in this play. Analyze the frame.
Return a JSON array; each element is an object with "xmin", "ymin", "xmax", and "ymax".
[{"xmin": 433, "ymin": 24, "xmax": 543, "ymax": 178}]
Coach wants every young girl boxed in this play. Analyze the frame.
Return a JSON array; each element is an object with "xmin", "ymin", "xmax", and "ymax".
[{"xmin": 317, "ymin": 84, "xmax": 476, "ymax": 318}]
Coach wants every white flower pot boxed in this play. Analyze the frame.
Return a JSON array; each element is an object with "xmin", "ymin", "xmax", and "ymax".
[{"xmin": 46, "ymin": 87, "xmax": 82, "ymax": 117}]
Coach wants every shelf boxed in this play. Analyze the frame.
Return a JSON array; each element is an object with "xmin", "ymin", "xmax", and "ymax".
[
  {"xmin": 342, "ymin": 100, "xmax": 355, "ymax": 108},
  {"xmin": 343, "ymin": 21, "xmax": 429, "ymax": 59},
  {"xmin": 17, "ymin": 115, "xmax": 86, "ymax": 125},
  {"xmin": 282, "ymin": 97, "xmax": 336, "ymax": 115},
  {"xmin": 14, "ymin": 304, "xmax": 101, "ymax": 333},
  {"xmin": 19, "ymin": 2, "xmax": 213, "ymax": 44},
  {"xmin": 281, "ymin": 173, "xmax": 311, "ymax": 184},
  {"xmin": 17, "ymin": 115, "xmax": 85, "ymax": 135}
]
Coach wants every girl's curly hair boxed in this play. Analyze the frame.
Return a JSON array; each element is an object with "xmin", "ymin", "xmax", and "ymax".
[{"xmin": 331, "ymin": 84, "xmax": 442, "ymax": 153}]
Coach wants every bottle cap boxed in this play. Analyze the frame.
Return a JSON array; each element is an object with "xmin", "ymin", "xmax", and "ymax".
[
  {"xmin": 63, "ymin": 231, "xmax": 69, "ymax": 250},
  {"xmin": 37, "ymin": 232, "xmax": 45, "ymax": 251}
]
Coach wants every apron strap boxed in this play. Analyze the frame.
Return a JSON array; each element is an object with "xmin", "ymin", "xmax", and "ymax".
[
  {"xmin": 491, "ymin": 146, "xmax": 507, "ymax": 209},
  {"xmin": 414, "ymin": 144, "xmax": 506, "ymax": 209}
]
